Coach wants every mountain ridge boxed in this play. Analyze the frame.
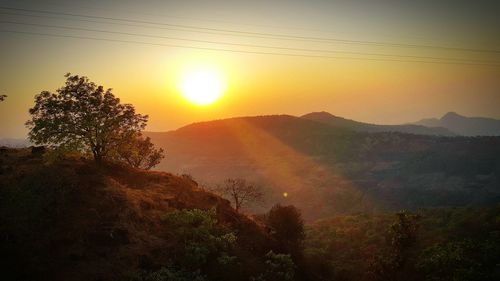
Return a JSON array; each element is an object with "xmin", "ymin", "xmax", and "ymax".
[
  {"xmin": 146, "ymin": 114, "xmax": 500, "ymax": 220},
  {"xmin": 414, "ymin": 112, "xmax": 500, "ymax": 136},
  {"xmin": 301, "ymin": 111, "xmax": 455, "ymax": 136}
]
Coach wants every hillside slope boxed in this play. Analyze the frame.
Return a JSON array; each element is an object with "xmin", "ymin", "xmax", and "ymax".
[
  {"xmin": 147, "ymin": 115, "xmax": 371, "ymax": 219},
  {"xmin": 415, "ymin": 112, "xmax": 500, "ymax": 136},
  {"xmin": 147, "ymin": 115, "xmax": 500, "ymax": 220},
  {"xmin": 149, "ymin": 115, "xmax": 500, "ymax": 219},
  {"xmin": 302, "ymin": 111, "xmax": 455, "ymax": 136},
  {"xmin": 0, "ymin": 148, "xmax": 270, "ymax": 281}
]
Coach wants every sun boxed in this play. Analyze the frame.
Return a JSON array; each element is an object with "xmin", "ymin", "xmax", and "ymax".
[{"xmin": 179, "ymin": 68, "xmax": 226, "ymax": 105}]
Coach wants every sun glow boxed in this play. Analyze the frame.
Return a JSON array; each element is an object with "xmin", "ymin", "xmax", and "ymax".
[{"xmin": 179, "ymin": 67, "xmax": 226, "ymax": 105}]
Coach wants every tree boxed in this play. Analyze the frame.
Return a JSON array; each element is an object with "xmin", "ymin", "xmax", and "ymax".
[
  {"xmin": 26, "ymin": 74, "xmax": 148, "ymax": 163},
  {"xmin": 370, "ymin": 210, "xmax": 420, "ymax": 281},
  {"xmin": 0, "ymin": 94, "xmax": 6, "ymax": 102},
  {"xmin": 112, "ymin": 133, "xmax": 164, "ymax": 170},
  {"xmin": 266, "ymin": 204, "xmax": 305, "ymax": 255},
  {"xmin": 389, "ymin": 210, "xmax": 420, "ymax": 257},
  {"xmin": 217, "ymin": 178, "xmax": 262, "ymax": 213}
]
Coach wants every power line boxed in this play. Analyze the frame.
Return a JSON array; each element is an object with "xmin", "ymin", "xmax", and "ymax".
[
  {"xmin": 1, "ymin": 20, "xmax": 494, "ymax": 64},
  {"xmin": 1, "ymin": 6, "xmax": 500, "ymax": 54},
  {"xmin": 1, "ymin": 10, "xmax": 444, "ymax": 50},
  {"xmin": 9, "ymin": 0, "xmax": 348, "ymax": 35},
  {"xmin": 2, "ymin": 29, "xmax": 500, "ymax": 67},
  {"xmin": 0, "ymin": 11, "xmax": 209, "ymax": 33}
]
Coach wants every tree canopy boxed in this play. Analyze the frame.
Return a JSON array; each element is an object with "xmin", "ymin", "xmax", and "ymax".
[
  {"xmin": 266, "ymin": 204, "xmax": 305, "ymax": 255},
  {"xmin": 26, "ymin": 74, "xmax": 149, "ymax": 163},
  {"xmin": 111, "ymin": 133, "xmax": 165, "ymax": 170}
]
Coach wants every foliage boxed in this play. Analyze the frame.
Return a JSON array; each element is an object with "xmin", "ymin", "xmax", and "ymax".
[
  {"xmin": 417, "ymin": 238, "xmax": 500, "ymax": 281},
  {"xmin": 251, "ymin": 251, "xmax": 295, "ymax": 281},
  {"xmin": 111, "ymin": 133, "xmax": 165, "ymax": 170},
  {"xmin": 217, "ymin": 178, "xmax": 262, "ymax": 213},
  {"xmin": 162, "ymin": 209, "xmax": 236, "ymax": 270},
  {"xmin": 304, "ymin": 214, "xmax": 390, "ymax": 281},
  {"xmin": 304, "ymin": 207, "xmax": 500, "ymax": 281},
  {"xmin": 266, "ymin": 204, "xmax": 305, "ymax": 254},
  {"xmin": 368, "ymin": 211, "xmax": 420, "ymax": 281},
  {"xmin": 388, "ymin": 211, "xmax": 420, "ymax": 262},
  {"xmin": 129, "ymin": 266, "xmax": 206, "ymax": 281},
  {"xmin": 26, "ymin": 73, "xmax": 148, "ymax": 162},
  {"xmin": 41, "ymin": 144, "xmax": 82, "ymax": 164}
]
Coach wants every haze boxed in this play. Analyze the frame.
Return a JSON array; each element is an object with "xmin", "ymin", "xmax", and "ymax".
[{"xmin": 1, "ymin": 0, "xmax": 500, "ymax": 138}]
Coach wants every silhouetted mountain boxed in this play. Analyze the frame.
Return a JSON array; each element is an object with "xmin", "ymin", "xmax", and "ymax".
[
  {"xmin": 147, "ymin": 115, "xmax": 500, "ymax": 220},
  {"xmin": 414, "ymin": 112, "xmax": 500, "ymax": 136},
  {"xmin": 302, "ymin": 111, "xmax": 455, "ymax": 136}
]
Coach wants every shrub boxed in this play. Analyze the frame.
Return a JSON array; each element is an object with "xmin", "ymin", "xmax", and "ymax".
[
  {"xmin": 129, "ymin": 266, "xmax": 206, "ymax": 281},
  {"xmin": 162, "ymin": 209, "xmax": 236, "ymax": 270},
  {"xmin": 250, "ymin": 251, "xmax": 295, "ymax": 281}
]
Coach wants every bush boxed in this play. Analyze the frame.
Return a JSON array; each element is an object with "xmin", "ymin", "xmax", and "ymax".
[
  {"xmin": 162, "ymin": 209, "xmax": 236, "ymax": 270},
  {"xmin": 250, "ymin": 251, "xmax": 295, "ymax": 281},
  {"xmin": 129, "ymin": 266, "xmax": 206, "ymax": 281}
]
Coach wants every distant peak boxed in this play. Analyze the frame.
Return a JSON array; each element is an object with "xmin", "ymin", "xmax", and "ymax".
[
  {"xmin": 302, "ymin": 111, "xmax": 334, "ymax": 117},
  {"xmin": 441, "ymin": 112, "xmax": 463, "ymax": 120}
]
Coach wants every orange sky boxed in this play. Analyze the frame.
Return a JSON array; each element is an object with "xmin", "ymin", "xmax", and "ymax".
[{"xmin": 1, "ymin": 0, "xmax": 500, "ymax": 138}]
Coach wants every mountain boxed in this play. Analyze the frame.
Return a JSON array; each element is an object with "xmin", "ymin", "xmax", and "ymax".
[
  {"xmin": 147, "ymin": 115, "xmax": 500, "ymax": 220},
  {"xmin": 0, "ymin": 138, "xmax": 30, "ymax": 148},
  {"xmin": 301, "ymin": 111, "xmax": 455, "ymax": 136},
  {"xmin": 414, "ymin": 112, "xmax": 500, "ymax": 136},
  {"xmin": 0, "ymin": 148, "xmax": 270, "ymax": 281}
]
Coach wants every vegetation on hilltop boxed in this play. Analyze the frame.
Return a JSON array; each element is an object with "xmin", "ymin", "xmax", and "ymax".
[
  {"xmin": 0, "ymin": 148, "xmax": 279, "ymax": 281},
  {"xmin": 26, "ymin": 74, "xmax": 164, "ymax": 168},
  {"xmin": 1, "ymin": 148, "xmax": 499, "ymax": 281}
]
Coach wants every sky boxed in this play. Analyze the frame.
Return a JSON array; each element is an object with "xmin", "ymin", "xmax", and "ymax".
[{"xmin": 1, "ymin": 0, "xmax": 500, "ymax": 138}]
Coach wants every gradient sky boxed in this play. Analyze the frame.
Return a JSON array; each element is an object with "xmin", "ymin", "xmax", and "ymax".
[{"xmin": 1, "ymin": 0, "xmax": 500, "ymax": 138}]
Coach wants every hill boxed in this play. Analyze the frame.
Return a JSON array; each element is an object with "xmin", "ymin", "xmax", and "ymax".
[
  {"xmin": 147, "ymin": 115, "xmax": 500, "ymax": 220},
  {"xmin": 414, "ymin": 112, "xmax": 500, "ymax": 136},
  {"xmin": 0, "ymin": 138, "xmax": 30, "ymax": 148},
  {"xmin": 301, "ymin": 111, "xmax": 455, "ymax": 136},
  {"xmin": 0, "ymin": 148, "xmax": 271, "ymax": 281}
]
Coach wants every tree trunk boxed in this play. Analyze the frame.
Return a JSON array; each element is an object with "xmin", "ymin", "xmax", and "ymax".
[{"xmin": 93, "ymin": 149, "xmax": 103, "ymax": 164}]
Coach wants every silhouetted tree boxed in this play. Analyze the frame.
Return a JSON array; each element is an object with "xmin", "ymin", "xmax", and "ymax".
[
  {"xmin": 26, "ymin": 73, "xmax": 148, "ymax": 163},
  {"xmin": 112, "ymin": 133, "xmax": 164, "ymax": 170},
  {"xmin": 266, "ymin": 204, "xmax": 305, "ymax": 255},
  {"xmin": 218, "ymin": 178, "xmax": 262, "ymax": 213},
  {"xmin": 0, "ymin": 94, "xmax": 6, "ymax": 102}
]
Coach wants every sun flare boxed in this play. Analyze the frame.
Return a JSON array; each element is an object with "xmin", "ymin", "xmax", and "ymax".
[{"xmin": 179, "ymin": 68, "xmax": 226, "ymax": 105}]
